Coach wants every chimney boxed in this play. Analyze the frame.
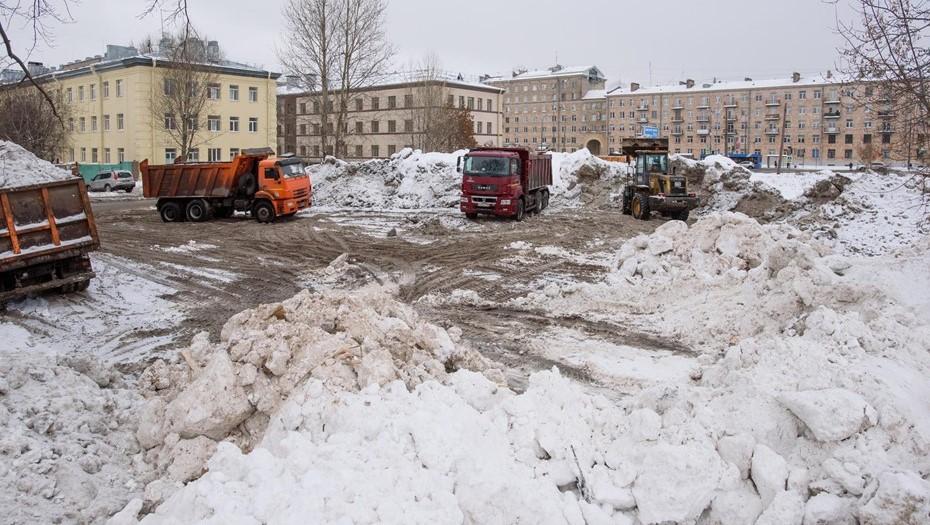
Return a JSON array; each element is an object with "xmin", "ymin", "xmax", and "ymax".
[
  {"xmin": 744, "ymin": 77, "xmax": 753, "ymax": 82},
  {"xmin": 826, "ymin": 70, "xmax": 833, "ymax": 79},
  {"xmin": 792, "ymin": 72, "xmax": 801, "ymax": 83},
  {"xmin": 686, "ymin": 79, "xmax": 695, "ymax": 89},
  {"xmin": 630, "ymin": 82, "xmax": 640, "ymax": 92}
]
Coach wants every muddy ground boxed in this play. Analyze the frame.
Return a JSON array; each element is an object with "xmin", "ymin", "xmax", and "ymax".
[{"xmin": 90, "ymin": 200, "xmax": 678, "ymax": 391}]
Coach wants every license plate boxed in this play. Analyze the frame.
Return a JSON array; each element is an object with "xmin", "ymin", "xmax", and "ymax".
[{"xmin": 477, "ymin": 203, "xmax": 493, "ymax": 208}]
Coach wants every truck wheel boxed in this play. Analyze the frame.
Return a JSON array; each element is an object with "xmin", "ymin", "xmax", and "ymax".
[
  {"xmin": 515, "ymin": 199, "xmax": 525, "ymax": 221},
  {"xmin": 104, "ymin": 184, "xmax": 111, "ymax": 192},
  {"xmin": 465, "ymin": 212, "xmax": 478, "ymax": 220},
  {"xmin": 186, "ymin": 199, "xmax": 210, "ymax": 222},
  {"xmin": 632, "ymin": 194, "xmax": 650, "ymax": 221},
  {"xmin": 75, "ymin": 279, "xmax": 91, "ymax": 292},
  {"xmin": 160, "ymin": 202, "xmax": 183, "ymax": 223},
  {"xmin": 673, "ymin": 209, "xmax": 690, "ymax": 222},
  {"xmin": 542, "ymin": 191, "xmax": 550, "ymax": 210},
  {"xmin": 254, "ymin": 201, "xmax": 275, "ymax": 223}
]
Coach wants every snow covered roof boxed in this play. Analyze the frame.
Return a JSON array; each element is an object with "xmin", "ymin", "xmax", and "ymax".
[
  {"xmin": 607, "ymin": 75, "xmax": 847, "ymax": 97},
  {"xmin": 488, "ymin": 65, "xmax": 606, "ymax": 83},
  {"xmin": 582, "ymin": 89, "xmax": 607, "ymax": 100},
  {"xmin": 277, "ymin": 70, "xmax": 503, "ymax": 97}
]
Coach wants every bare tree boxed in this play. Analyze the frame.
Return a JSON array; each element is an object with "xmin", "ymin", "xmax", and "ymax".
[
  {"xmin": 0, "ymin": 87, "xmax": 70, "ymax": 160},
  {"xmin": 858, "ymin": 141, "xmax": 881, "ymax": 166},
  {"xmin": 837, "ymin": 0, "xmax": 930, "ymax": 172},
  {"xmin": 279, "ymin": 0, "xmax": 393, "ymax": 159},
  {"xmin": 152, "ymin": 32, "xmax": 219, "ymax": 159},
  {"xmin": 406, "ymin": 56, "xmax": 478, "ymax": 152}
]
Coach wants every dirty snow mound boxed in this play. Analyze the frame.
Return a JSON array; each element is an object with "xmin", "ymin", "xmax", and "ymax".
[
  {"xmin": 128, "ymin": 283, "xmax": 503, "ymax": 511},
  {"xmin": 671, "ymin": 154, "xmax": 788, "ymax": 218},
  {"xmin": 0, "ymin": 352, "xmax": 146, "ymax": 524},
  {"xmin": 308, "ymin": 148, "xmax": 465, "ymax": 209},
  {"xmin": 0, "ymin": 141, "xmax": 75, "ymax": 190},
  {"xmin": 550, "ymin": 148, "xmax": 627, "ymax": 208}
]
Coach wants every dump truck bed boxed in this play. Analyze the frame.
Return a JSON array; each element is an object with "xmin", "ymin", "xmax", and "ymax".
[{"xmin": 142, "ymin": 155, "xmax": 264, "ymax": 199}]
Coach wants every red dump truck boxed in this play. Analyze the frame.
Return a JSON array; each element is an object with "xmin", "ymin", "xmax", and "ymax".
[
  {"xmin": 1, "ymin": 177, "xmax": 100, "ymax": 302},
  {"xmin": 141, "ymin": 148, "xmax": 311, "ymax": 223},
  {"xmin": 458, "ymin": 147, "xmax": 552, "ymax": 221}
]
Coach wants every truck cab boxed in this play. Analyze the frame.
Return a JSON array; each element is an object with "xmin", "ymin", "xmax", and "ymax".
[
  {"xmin": 254, "ymin": 156, "xmax": 312, "ymax": 220},
  {"xmin": 458, "ymin": 147, "xmax": 552, "ymax": 221}
]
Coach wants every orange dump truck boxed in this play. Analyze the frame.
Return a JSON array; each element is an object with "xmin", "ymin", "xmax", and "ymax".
[
  {"xmin": 1, "ymin": 177, "xmax": 100, "ymax": 302},
  {"xmin": 141, "ymin": 148, "xmax": 311, "ymax": 223}
]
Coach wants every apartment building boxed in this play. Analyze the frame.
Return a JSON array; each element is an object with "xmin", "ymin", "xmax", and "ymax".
[
  {"xmin": 487, "ymin": 65, "xmax": 608, "ymax": 155},
  {"xmin": 606, "ymin": 73, "xmax": 908, "ymax": 166},
  {"xmin": 277, "ymin": 74, "xmax": 503, "ymax": 160},
  {"xmin": 0, "ymin": 42, "xmax": 279, "ymax": 169}
]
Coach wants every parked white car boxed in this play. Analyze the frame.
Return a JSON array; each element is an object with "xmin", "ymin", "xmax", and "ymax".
[{"xmin": 88, "ymin": 171, "xmax": 135, "ymax": 193}]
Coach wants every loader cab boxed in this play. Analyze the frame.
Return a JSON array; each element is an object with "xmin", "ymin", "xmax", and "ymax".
[{"xmin": 634, "ymin": 151, "xmax": 669, "ymax": 187}]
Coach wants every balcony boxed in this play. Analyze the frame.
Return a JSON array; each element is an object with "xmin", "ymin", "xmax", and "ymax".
[
  {"xmin": 824, "ymin": 98, "xmax": 841, "ymax": 104},
  {"xmin": 671, "ymin": 129, "xmax": 683, "ymax": 136},
  {"xmin": 697, "ymin": 103, "xmax": 710, "ymax": 109},
  {"xmin": 724, "ymin": 101, "xmax": 738, "ymax": 108},
  {"xmin": 671, "ymin": 117, "xmax": 684, "ymax": 123},
  {"xmin": 637, "ymin": 104, "xmax": 649, "ymax": 110},
  {"xmin": 825, "ymin": 127, "xmax": 839, "ymax": 134},
  {"xmin": 672, "ymin": 104, "xmax": 684, "ymax": 110},
  {"xmin": 823, "ymin": 111, "xmax": 841, "ymax": 119},
  {"xmin": 638, "ymin": 117, "xmax": 648, "ymax": 123},
  {"xmin": 726, "ymin": 130, "xmax": 737, "ymax": 135},
  {"xmin": 764, "ymin": 114, "xmax": 780, "ymax": 120},
  {"xmin": 696, "ymin": 115, "xmax": 710, "ymax": 122},
  {"xmin": 878, "ymin": 110, "xmax": 895, "ymax": 117},
  {"xmin": 765, "ymin": 100, "xmax": 780, "ymax": 107},
  {"xmin": 726, "ymin": 114, "xmax": 737, "ymax": 121},
  {"xmin": 697, "ymin": 129, "xmax": 710, "ymax": 135},
  {"xmin": 765, "ymin": 128, "xmax": 779, "ymax": 135}
]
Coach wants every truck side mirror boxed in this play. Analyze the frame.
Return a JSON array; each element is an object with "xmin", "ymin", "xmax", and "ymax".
[{"xmin": 456, "ymin": 157, "xmax": 462, "ymax": 173}]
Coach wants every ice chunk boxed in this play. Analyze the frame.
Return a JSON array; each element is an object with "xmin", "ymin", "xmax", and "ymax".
[
  {"xmin": 777, "ymin": 388, "xmax": 876, "ymax": 442},
  {"xmin": 632, "ymin": 443, "xmax": 723, "ymax": 524},
  {"xmin": 750, "ymin": 444, "xmax": 788, "ymax": 507}
]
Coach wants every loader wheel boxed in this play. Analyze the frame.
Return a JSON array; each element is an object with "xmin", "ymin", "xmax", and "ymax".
[
  {"xmin": 673, "ymin": 209, "xmax": 690, "ymax": 222},
  {"xmin": 160, "ymin": 201, "xmax": 183, "ymax": 223},
  {"xmin": 254, "ymin": 201, "xmax": 275, "ymax": 223},
  {"xmin": 515, "ymin": 199, "xmax": 525, "ymax": 222},
  {"xmin": 632, "ymin": 194, "xmax": 650, "ymax": 220},
  {"xmin": 186, "ymin": 199, "xmax": 210, "ymax": 222}
]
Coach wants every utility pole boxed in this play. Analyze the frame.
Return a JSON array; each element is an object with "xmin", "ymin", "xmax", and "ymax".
[{"xmin": 776, "ymin": 96, "xmax": 788, "ymax": 174}]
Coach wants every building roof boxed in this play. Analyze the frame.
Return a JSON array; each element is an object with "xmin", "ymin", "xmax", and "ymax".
[
  {"xmin": 487, "ymin": 65, "xmax": 606, "ymax": 83},
  {"xmin": 0, "ymin": 43, "xmax": 280, "ymax": 85},
  {"xmin": 606, "ymin": 74, "xmax": 846, "ymax": 97},
  {"xmin": 582, "ymin": 89, "xmax": 607, "ymax": 100},
  {"xmin": 276, "ymin": 69, "xmax": 503, "ymax": 97}
]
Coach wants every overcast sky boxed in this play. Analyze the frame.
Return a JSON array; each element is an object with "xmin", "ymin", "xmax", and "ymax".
[{"xmin": 6, "ymin": 0, "xmax": 857, "ymax": 87}]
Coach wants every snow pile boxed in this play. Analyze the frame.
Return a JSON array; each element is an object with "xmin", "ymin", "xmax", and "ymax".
[
  {"xmin": 308, "ymin": 148, "xmax": 466, "ymax": 209},
  {"xmin": 550, "ymin": 148, "xmax": 627, "ymax": 208},
  {"xmin": 0, "ymin": 140, "xmax": 74, "ymax": 190},
  {"xmin": 671, "ymin": 154, "xmax": 787, "ymax": 217},
  {"xmin": 126, "ymin": 284, "xmax": 503, "ymax": 511},
  {"xmin": 0, "ymin": 352, "xmax": 145, "ymax": 524},
  {"xmin": 750, "ymin": 170, "xmax": 835, "ymax": 201}
]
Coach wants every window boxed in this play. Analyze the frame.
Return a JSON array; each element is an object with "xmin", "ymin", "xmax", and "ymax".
[
  {"xmin": 80, "ymin": 147, "xmax": 86, "ymax": 161},
  {"xmin": 249, "ymin": 117, "xmax": 258, "ymax": 133},
  {"xmin": 91, "ymin": 148, "xmax": 98, "ymax": 163},
  {"xmin": 163, "ymin": 79, "xmax": 175, "ymax": 96},
  {"xmin": 354, "ymin": 145, "xmax": 363, "ymax": 157},
  {"xmin": 66, "ymin": 87, "xmax": 73, "ymax": 103},
  {"xmin": 117, "ymin": 148, "xmax": 125, "ymax": 163},
  {"xmin": 186, "ymin": 149, "xmax": 199, "ymax": 161},
  {"xmin": 312, "ymin": 123, "xmax": 321, "ymax": 135},
  {"xmin": 117, "ymin": 113, "xmax": 124, "ymax": 130},
  {"xmin": 404, "ymin": 94, "xmax": 413, "ymax": 108},
  {"xmin": 371, "ymin": 145, "xmax": 380, "ymax": 157},
  {"xmin": 388, "ymin": 120, "xmax": 396, "ymax": 133},
  {"xmin": 388, "ymin": 96, "xmax": 396, "ymax": 108},
  {"xmin": 116, "ymin": 79, "xmax": 124, "ymax": 97},
  {"xmin": 355, "ymin": 98, "xmax": 363, "ymax": 111},
  {"xmin": 102, "ymin": 81, "xmax": 110, "ymax": 98},
  {"xmin": 299, "ymin": 123, "xmax": 307, "ymax": 135},
  {"xmin": 845, "ymin": 134, "xmax": 853, "ymax": 145},
  {"xmin": 90, "ymin": 84, "xmax": 97, "ymax": 100},
  {"xmin": 312, "ymin": 101, "xmax": 320, "ymax": 114},
  {"xmin": 467, "ymin": 97, "xmax": 475, "ymax": 109},
  {"xmin": 248, "ymin": 87, "xmax": 258, "ymax": 102},
  {"xmin": 103, "ymin": 115, "xmax": 110, "ymax": 131},
  {"xmin": 208, "ymin": 148, "xmax": 222, "ymax": 162},
  {"xmin": 388, "ymin": 145, "xmax": 397, "ymax": 156},
  {"xmin": 404, "ymin": 120, "xmax": 413, "ymax": 132},
  {"xmin": 104, "ymin": 148, "xmax": 111, "ymax": 163},
  {"xmin": 208, "ymin": 83, "xmax": 221, "ymax": 100},
  {"xmin": 164, "ymin": 113, "xmax": 175, "ymax": 130},
  {"xmin": 229, "ymin": 116, "xmax": 240, "ymax": 132},
  {"xmin": 208, "ymin": 115, "xmax": 220, "ymax": 132},
  {"xmin": 313, "ymin": 145, "xmax": 321, "ymax": 157},
  {"xmin": 477, "ymin": 122, "xmax": 483, "ymax": 134},
  {"xmin": 487, "ymin": 122, "xmax": 492, "ymax": 135},
  {"xmin": 459, "ymin": 96, "xmax": 465, "ymax": 108},
  {"xmin": 371, "ymin": 120, "xmax": 380, "ymax": 133},
  {"xmin": 68, "ymin": 118, "xmax": 74, "ymax": 132},
  {"xmin": 846, "ymin": 119, "xmax": 854, "ymax": 129},
  {"xmin": 371, "ymin": 97, "xmax": 380, "ymax": 110},
  {"xmin": 863, "ymin": 134, "xmax": 872, "ymax": 144},
  {"xmin": 78, "ymin": 86, "xmax": 84, "ymax": 101},
  {"xmin": 827, "ymin": 149, "xmax": 836, "ymax": 159},
  {"xmin": 79, "ymin": 117, "xmax": 86, "ymax": 132},
  {"xmin": 230, "ymin": 148, "xmax": 240, "ymax": 159},
  {"xmin": 91, "ymin": 116, "xmax": 98, "ymax": 131},
  {"xmin": 844, "ymin": 149, "xmax": 853, "ymax": 159},
  {"xmin": 229, "ymin": 85, "xmax": 239, "ymax": 101}
]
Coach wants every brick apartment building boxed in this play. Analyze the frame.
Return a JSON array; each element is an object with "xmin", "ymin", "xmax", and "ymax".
[
  {"xmin": 486, "ymin": 65, "xmax": 609, "ymax": 155},
  {"xmin": 277, "ymin": 73, "xmax": 503, "ymax": 160},
  {"xmin": 605, "ymin": 73, "xmax": 913, "ymax": 166}
]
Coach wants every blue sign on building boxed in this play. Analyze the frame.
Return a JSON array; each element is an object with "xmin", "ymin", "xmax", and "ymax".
[{"xmin": 642, "ymin": 126, "xmax": 659, "ymax": 139}]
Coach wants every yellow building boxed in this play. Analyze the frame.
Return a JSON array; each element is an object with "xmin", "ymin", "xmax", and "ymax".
[{"xmin": 9, "ymin": 44, "xmax": 279, "ymax": 169}]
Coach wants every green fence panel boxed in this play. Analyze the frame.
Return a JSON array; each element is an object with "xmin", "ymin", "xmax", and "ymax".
[{"xmin": 76, "ymin": 162, "xmax": 135, "ymax": 182}]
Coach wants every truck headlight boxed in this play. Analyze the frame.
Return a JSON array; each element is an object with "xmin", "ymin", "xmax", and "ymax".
[{"xmin": 500, "ymin": 199, "xmax": 511, "ymax": 205}]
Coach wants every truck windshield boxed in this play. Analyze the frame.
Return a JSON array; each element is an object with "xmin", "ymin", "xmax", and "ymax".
[
  {"xmin": 464, "ymin": 156, "xmax": 511, "ymax": 176},
  {"xmin": 643, "ymin": 154, "xmax": 668, "ymax": 173},
  {"xmin": 279, "ymin": 162, "xmax": 306, "ymax": 178}
]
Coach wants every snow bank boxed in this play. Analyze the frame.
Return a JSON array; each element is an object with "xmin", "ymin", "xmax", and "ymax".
[
  {"xmin": 671, "ymin": 154, "xmax": 787, "ymax": 217},
  {"xmin": 0, "ymin": 352, "xmax": 145, "ymax": 524},
  {"xmin": 0, "ymin": 141, "xmax": 74, "ymax": 190},
  {"xmin": 308, "ymin": 148, "xmax": 466, "ymax": 209},
  {"xmin": 126, "ymin": 283, "xmax": 503, "ymax": 511},
  {"xmin": 549, "ymin": 149, "xmax": 627, "ymax": 208}
]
